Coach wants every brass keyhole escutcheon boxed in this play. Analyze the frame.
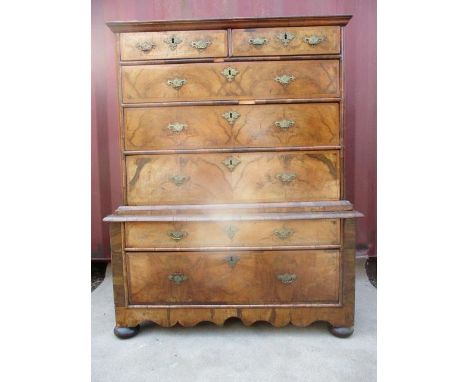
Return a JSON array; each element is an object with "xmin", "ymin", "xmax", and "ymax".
[
  {"xmin": 164, "ymin": 35, "xmax": 182, "ymax": 50},
  {"xmin": 222, "ymin": 156, "xmax": 241, "ymax": 171},
  {"xmin": 222, "ymin": 110, "xmax": 240, "ymax": 125},
  {"xmin": 276, "ymin": 31, "xmax": 295, "ymax": 46},
  {"xmin": 221, "ymin": 67, "xmax": 239, "ymax": 81},
  {"xmin": 169, "ymin": 272, "xmax": 188, "ymax": 284},
  {"xmin": 225, "ymin": 255, "xmax": 240, "ymax": 268},
  {"xmin": 224, "ymin": 224, "xmax": 239, "ymax": 239}
]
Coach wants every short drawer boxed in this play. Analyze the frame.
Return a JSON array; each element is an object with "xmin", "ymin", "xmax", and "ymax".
[
  {"xmin": 232, "ymin": 26, "xmax": 340, "ymax": 56},
  {"xmin": 125, "ymin": 219, "xmax": 340, "ymax": 249},
  {"xmin": 125, "ymin": 150, "xmax": 340, "ymax": 205},
  {"xmin": 127, "ymin": 250, "xmax": 340, "ymax": 305},
  {"xmin": 124, "ymin": 103, "xmax": 340, "ymax": 150},
  {"xmin": 121, "ymin": 60, "xmax": 340, "ymax": 103},
  {"xmin": 120, "ymin": 30, "xmax": 227, "ymax": 60}
]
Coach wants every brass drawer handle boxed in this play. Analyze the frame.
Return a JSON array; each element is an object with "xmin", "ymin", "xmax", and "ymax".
[
  {"xmin": 275, "ymin": 119, "xmax": 295, "ymax": 130},
  {"xmin": 276, "ymin": 172, "xmax": 296, "ymax": 184},
  {"xmin": 225, "ymin": 255, "xmax": 240, "ymax": 268},
  {"xmin": 222, "ymin": 111, "xmax": 240, "ymax": 125},
  {"xmin": 167, "ymin": 78, "xmax": 187, "ymax": 90},
  {"xmin": 191, "ymin": 39, "xmax": 212, "ymax": 50},
  {"xmin": 169, "ymin": 272, "xmax": 188, "ymax": 284},
  {"xmin": 274, "ymin": 227, "xmax": 294, "ymax": 240},
  {"xmin": 167, "ymin": 122, "xmax": 187, "ymax": 134},
  {"xmin": 276, "ymin": 31, "xmax": 295, "ymax": 46},
  {"xmin": 222, "ymin": 156, "xmax": 241, "ymax": 172},
  {"xmin": 277, "ymin": 273, "xmax": 297, "ymax": 284},
  {"xmin": 136, "ymin": 40, "xmax": 156, "ymax": 52},
  {"xmin": 164, "ymin": 35, "xmax": 182, "ymax": 50},
  {"xmin": 275, "ymin": 75, "xmax": 295, "ymax": 86},
  {"xmin": 249, "ymin": 37, "xmax": 268, "ymax": 46},
  {"xmin": 304, "ymin": 35, "xmax": 326, "ymax": 46},
  {"xmin": 170, "ymin": 175, "xmax": 190, "ymax": 186},
  {"xmin": 167, "ymin": 230, "xmax": 188, "ymax": 241},
  {"xmin": 221, "ymin": 67, "xmax": 239, "ymax": 81}
]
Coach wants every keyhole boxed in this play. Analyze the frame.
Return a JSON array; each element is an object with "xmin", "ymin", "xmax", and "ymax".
[
  {"xmin": 229, "ymin": 159, "xmax": 234, "ymax": 166},
  {"xmin": 284, "ymin": 33, "xmax": 287, "ymax": 40},
  {"xmin": 228, "ymin": 69, "xmax": 232, "ymax": 75},
  {"xmin": 229, "ymin": 112, "xmax": 233, "ymax": 118},
  {"xmin": 171, "ymin": 37, "xmax": 175, "ymax": 43}
]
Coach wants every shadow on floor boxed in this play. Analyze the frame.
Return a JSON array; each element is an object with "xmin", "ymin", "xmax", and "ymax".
[
  {"xmin": 365, "ymin": 257, "xmax": 377, "ymax": 288},
  {"xmin": 92, "ymin": 262, "xmax": 107, "ymax": 291}
]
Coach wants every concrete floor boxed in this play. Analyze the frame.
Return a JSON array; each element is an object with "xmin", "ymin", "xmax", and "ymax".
[{"xmin": 92, "ymin": 259, "xmax": 376, "ymax": 382}]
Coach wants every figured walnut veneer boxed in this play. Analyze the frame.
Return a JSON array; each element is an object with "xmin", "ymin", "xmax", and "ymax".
[
  {"xmin": 120, "ymin": 30, "xmax": 227, "ymax": 61},
  {"xmin": 124, "ymin": 103, "xmax": 340, "ymax": 151},
  {"xmin": 121, "ymin": 60, "xmax": 340, "ymax": 103},
  {"xmin": 125, "ymin": 219, "xmax": 340, "ymax": 249},
  {"xmin": 232, "ymin": 26, "xmax": 341, "ymax": 56},
  {"xmin": 125, "ymin": 150, "xmax": 340, "ymax": 205},
  {"xmin": 127, "ymin": 250, "xmax": 340, "ymax": 305}
]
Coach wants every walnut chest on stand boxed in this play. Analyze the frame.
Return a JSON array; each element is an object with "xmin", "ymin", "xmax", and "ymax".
[{"xmin": 104, "ymin": 15, "xmax": 362, "ymax": 339}]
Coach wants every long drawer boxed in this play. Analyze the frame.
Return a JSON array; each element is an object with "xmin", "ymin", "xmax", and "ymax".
[
  {"xmin": 125, "ymin": 150, "xmax": 340, "ymax": 205},
  {"xmin": 125, "ymin": 219, "xmax": 340, "ymax": 249},
  {"xmin": 120, "ymin": 30, "xmax": 228, "ymax": 60},
  {"xmin": 124, "ymin": 103, "xmax": 340, "ymax": 150},
  {"xmin": 232, "ymin": 26, "xmax": 340, "ymax": 56},
  {"xmin": 127, "ymin": 250, "xmax": 340, "ymax": 305},
  {"xmin": 121, "ymin": 60, "xmax": 340, "ymax": 103}
]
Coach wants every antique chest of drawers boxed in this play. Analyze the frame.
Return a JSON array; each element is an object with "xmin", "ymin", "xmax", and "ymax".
[{"xmin": 104, "ymin": 15, "xmax": 361, "ymax": 339}]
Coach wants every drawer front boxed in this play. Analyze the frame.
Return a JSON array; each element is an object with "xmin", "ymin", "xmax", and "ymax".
[
  {"xmin": 126, "ymin": 150, "xmax": 340, "ymax": 205},
  {"xmin": 120, "ymin": 30, "xmax": 227, "ymax": 61},
  {"xmin": 124, "ymin": 103, "xmax": 340, "ymax": 150},
  {"xmin": 121, "ymin": 60, "xmax": 340, "ymax": 103},
  {"xmin": 232, "ymin": 26, "xmax": 340, "ymax": 56},
  {"xmin": 127, "ymin": 250, "xmax": 340, "ymax": 305},
  {"xmin": 125, "ymin": 219, "xmax": 340, "ymax": 249}
]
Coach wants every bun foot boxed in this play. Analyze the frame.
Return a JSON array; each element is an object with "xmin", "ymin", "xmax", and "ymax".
[
  {"xmin": 328, "ymin": 325, "xmax": 354, "ymax": 338},
  {"xmin": 114, "ymin": 325, "xmax": 140, "ymax": 339}
]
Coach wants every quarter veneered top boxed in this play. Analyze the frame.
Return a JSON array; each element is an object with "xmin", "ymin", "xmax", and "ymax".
[{"xmin": 107, "ymin": 15, "xmax": 352, "ymax": 33}]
